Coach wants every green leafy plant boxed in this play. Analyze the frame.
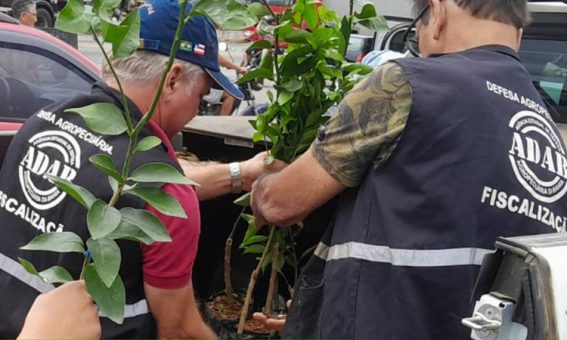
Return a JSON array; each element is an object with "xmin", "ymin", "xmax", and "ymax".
[
  {"xmin": 232, "ymin": 0, "xmax": 387, "ymax": 334},
  {"xmin": 18, "ymin": 0, "xmax": 257, "ymax": 324}
]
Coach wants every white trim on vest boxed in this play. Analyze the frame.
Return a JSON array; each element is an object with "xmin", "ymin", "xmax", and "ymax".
[
  {"xmin": 0, "ymin": 252, "xmax": 149, "ymax": 318},
  {"xmin": 314, "ymin": 242, "xmax": 493, "ymax": 267}
]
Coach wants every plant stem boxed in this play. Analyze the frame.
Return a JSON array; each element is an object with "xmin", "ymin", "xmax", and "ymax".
[
  {"xmin": 90, "ymin": 27, "xmax": 133, "ymax": 133},
  {"xmin": 263, "ymin": 241, "xmax": 279, "ymax": 317},
  {"xmin": 79, "ymin": 253, "xmax": 89, "ymax": 280},
  {"xmin": 237, "ymin": 226, "xmax": 276, "ymax": 334},
  {"xmin": 120, "ymin": 0, "xmax": 191, "ymax": 186},
  {"xmin": 224, "ymin": 206, "xmax": 246, "ymax": 300}
]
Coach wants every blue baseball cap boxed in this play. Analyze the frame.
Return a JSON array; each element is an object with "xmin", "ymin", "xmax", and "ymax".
[{"xmin": 139, "ymin": 0, "xmax": 244, "ymax": 100}]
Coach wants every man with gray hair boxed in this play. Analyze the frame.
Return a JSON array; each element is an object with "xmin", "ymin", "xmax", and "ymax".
[
  {"xmin": 0, "ymin": 0, "xmax": 283, "ymax": 338},
  {"xmin": 251, "ymin": 0, "xmax": 567, "ymax": 339},
  {"xmin": 11, "ymin": 0, "xmax": 37, "ymax": 26}
]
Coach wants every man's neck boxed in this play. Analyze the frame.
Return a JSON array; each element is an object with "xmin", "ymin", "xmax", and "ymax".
[{"xmin": 442, "ymin": 18, "xmax": 520, "ymax": 54}]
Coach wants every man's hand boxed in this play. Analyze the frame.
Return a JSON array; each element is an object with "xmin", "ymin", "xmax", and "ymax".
[
  {"xmin": 252, "ymin": 300, "xmax": 291, "ymax": 333},
  {"xmin": 18, "ymin": 281, "xmax": 101, "ymax": 340},
  {"xmin": 240, "ymin": 151, "xmax": 287, "ymax": 192},
  {"xmin": 237, "ymin": 65, "xmax": 248, "ymax": 74}
]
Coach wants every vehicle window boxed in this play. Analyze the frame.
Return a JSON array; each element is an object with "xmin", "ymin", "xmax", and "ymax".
[
  {"xmin": 346, "ymin": 37, "xmax": 366, "ymax": 62},
  {"xmin": 519, "ymin": 39, "xmax": 567, "ymax": 123},
  {"xmin": 0, "ymin": 45, "xmax": 93, "ymax": 121}
]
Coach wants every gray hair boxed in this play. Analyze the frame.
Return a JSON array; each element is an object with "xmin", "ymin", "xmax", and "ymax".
[
  {"xmin": 102, "ymin": 50, "xmax": 206, "ymax": 85},
  {"xmin": 413, "ymin": 0, "xmax": 530, "ymax": 29},
  {"xmin": 11, "ymin": 0, "xmax": 35, "ymax": 20}
]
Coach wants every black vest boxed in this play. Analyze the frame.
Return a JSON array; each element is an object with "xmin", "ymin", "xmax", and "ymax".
[
  {"xmin": 0, "ymin": 83, "xmax": 180, "ymax": 338},
  {"xmin": 283, "ymin": 46, "xmax": 567, "ymax": 340}
]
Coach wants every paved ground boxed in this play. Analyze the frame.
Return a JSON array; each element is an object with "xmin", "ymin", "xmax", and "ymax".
[{"xmin": 77, "ymin": 34, "xmax": 272, "ymax": 114}]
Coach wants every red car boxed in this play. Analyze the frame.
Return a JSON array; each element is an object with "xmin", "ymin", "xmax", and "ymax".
[{"xmin": 0, "ymin": 12, "xmax": 100, "ymax": 163}]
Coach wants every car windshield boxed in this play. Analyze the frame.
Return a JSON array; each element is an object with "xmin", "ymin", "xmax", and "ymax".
[
  {"xmin": 519, "ymin": 39, "xmax": 567, "ymax": 123},
  {"xmin": 0, "ymin": 45, "xmax": 93, "ymax": 121}
]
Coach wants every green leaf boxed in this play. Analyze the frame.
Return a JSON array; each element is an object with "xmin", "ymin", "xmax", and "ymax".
[
  {"xmin": 303, "ymin": 2, "xmax": 319, "ymax": 30},
  {"xmin": 282, "ymin": 79, "xmax": 303, "ymax": 92},
  {"xmin": 241, "ymin": 235, "xmax": 268, "ymax": 247},
  {"xmin": 100, "ymin": 9, "xmax": 141, "ymax": 58},
  {"xmin": 107, "ymin": 221, "xmax": 154, "ymax": 245},
  {"xmin": 120, "ymin": 208, "xmax": 172, "ymax": 243},
  {"xmin": 87, "ymin": 200, "xmax": 122, "ymax": 240},
  {"xmin": 278, "ymin": 91, "xmax": 294, "ymax": 105},
  {"xmin": 243, "ymin": 244, "xmax": 265, "ymax": 254},
  {"xmin": 21, "ymin": 232, "xmax": 85, "ymax": 254},
  {"xmin": 282, "ymin": 29, "xmax": 311, "ymax": 44},
  {"xmin": 39, "ymin": 266, "xmax": 73, "ymax": 284},
  {"xmin": 87, "ymin": 238, "xmax": 121, "ymax": 288},
  {"xmin": 192, "ymin": 0, "xmax": 258, "ymax": 31},
  {"xmin": 84, "ymin": 264, "xmax": 125, "ymax": 324},
  {"xmin": 48, "ymin": 176, "xmax": 96, "ymax": 209},
  {"xmin": 280, "ymin": 46, "xmax": 313, "ymax": 75},
  {"xmin": 355, "ymin": 3, "xmax": 378, "ymax": 20},
  {"xmin": 136, "ymin": 136, "xmax": 162, "ymax": 152},
  {"xmin": 258, "ymin": 50, "xmax": 274, "ymax": 72},
  {"xmin": 55, "ymin": 0, "xmax": 98, "ymax": 34},
  {"xmin": 342, "ymin": 63, "xmax": 374, "ymax": 74},
  {"xmin": 108, "ymin": 176, "xmax": 118, "ymax": 192},
  {"xmin": 89, "ymin": 154, "xmax": 123, "ymax": 182},
  {"xmin": 247, "ymin": 40, "xmax": 272, "ymax": 51},
  {"xmin": 93, "ymin": 0, "xmax": 121, "ymax": 20},
  {"xmin": 339, "ymin": 16, "xmax": 352, "ymax": 56},
  {"xmin": 261, "ymin": 253, "xmax": 272, "ymax": 271},
  {"xmin": 124, "ymin": 186, "xmax": 186, "ymax": 218},
  {"xmin": 236, "ymin": 68, "xmax": 274, "ymax": 84},
  {"xmin": 247, "ymin": 2, "xmax": 270, "ymax": 18},
  {"xmin": 130, "ymin": 163, "xmax": 195, "ymax": 185},
  {"xmin": 354, "ymin": 4, "xmax": 389, "ymax": 31},
  {"xmin": 233, "ymin": 192, "xmax": 251, "ymax": 207},
  {"xmin": 18, "ymin": 257, "xmax": 39, "ymax": 276},
  {"xmin": 241, "ymin": 213, "xmax": 255, "ymax": 225},
  {"xmin": 65, "ymin": 103, "xmax": 127, "ymax": 136}
]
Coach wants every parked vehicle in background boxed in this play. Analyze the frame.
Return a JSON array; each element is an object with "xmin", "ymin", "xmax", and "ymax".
[
  {"xmin": 0, "ymin": 12, "xmax": 100, "ymax": 163},
  {"xmin": 0, "ymin": 0, "xmax": 66, "ymax": 27}
]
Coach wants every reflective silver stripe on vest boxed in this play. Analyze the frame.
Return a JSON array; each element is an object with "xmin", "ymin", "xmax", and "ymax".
[
  {"xmin": 0, "ymin": 252, "xmax": 149, "ymax": 318},
  {"xmin": 99, "ymin": 299, "xmax": 149, "ymax": 319},
  {"xmin": 0, "ymin": 252, "xmax": 54, "ymax": 293},
  {"xmin": 314, "ymin": 242, "xmax": 492, "ymax": 267}
]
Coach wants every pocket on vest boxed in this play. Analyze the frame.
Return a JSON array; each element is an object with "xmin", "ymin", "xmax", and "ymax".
[{"xmin": 282, "ymin": 278, "xmax": 324, "ymax": 339}]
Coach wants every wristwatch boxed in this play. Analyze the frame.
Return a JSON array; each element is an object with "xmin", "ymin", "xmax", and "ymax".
[{"xmin": 229, "ymin": 162, "xmax": 242, "ymax": 194}]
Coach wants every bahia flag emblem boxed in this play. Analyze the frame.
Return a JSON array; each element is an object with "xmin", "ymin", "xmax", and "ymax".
[{"xmin": 195, "ymin": 43, "xmax": 206, "ymax": 56}]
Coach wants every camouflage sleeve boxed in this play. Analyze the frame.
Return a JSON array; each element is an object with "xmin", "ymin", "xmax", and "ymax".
[{"xmin": 312, "ymin": 62, "xmax": 412, "ymax": 187}]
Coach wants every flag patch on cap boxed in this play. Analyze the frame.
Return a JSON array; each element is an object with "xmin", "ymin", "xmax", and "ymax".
[
  {"xmin": 194, "ymin": 44, "xmax": 206, "ymax": 56},
  {"xmin": 180, "ymin": 41, "xmax": 193, "ymax": 52}
]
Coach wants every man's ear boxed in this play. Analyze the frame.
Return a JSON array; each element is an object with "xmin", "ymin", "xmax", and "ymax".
[
  {"xmin": 429, "ymin": 0, "xmax": 447, "ymax": 41},
  {"xmin": 163, "ymin": 63, "xmax": 185, "ymax": 101}
]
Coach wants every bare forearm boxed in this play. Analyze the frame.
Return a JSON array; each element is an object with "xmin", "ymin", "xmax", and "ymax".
[{"xmin": 181, "ymin": 161, "xmax": 232, "ymax": 201}]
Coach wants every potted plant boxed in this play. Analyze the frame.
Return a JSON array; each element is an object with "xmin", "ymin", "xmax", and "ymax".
[{"xmin": 200, "ymin": 0, "xmax": 387, "ymax": 337}]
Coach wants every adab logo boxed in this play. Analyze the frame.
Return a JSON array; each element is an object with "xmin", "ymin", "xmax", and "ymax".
[
  {"xmin": 18, "ymin": 131, "xmax": 81, "ymax": 210},
  {"xmin": 509, "ymin": 110, "xmax": 567, "ymax": 203}
]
